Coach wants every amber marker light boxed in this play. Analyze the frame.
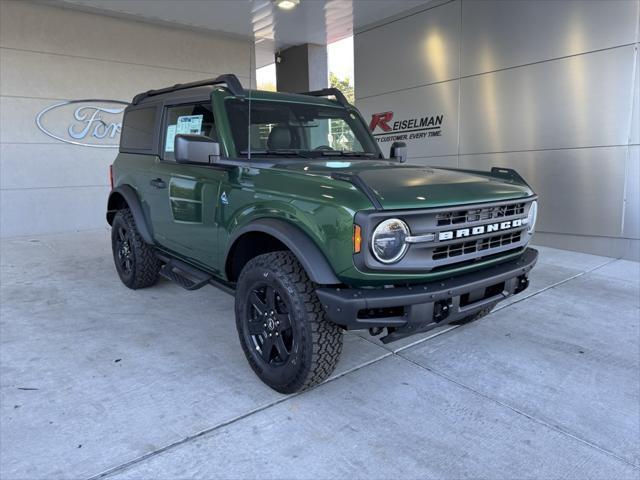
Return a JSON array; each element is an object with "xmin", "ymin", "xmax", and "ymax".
[{"xmin": 353, "ymin": 225, "xmax": 362, "ymax": 253}]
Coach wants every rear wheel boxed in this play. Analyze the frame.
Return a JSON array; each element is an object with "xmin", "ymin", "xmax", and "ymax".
[
  {"xmin": 111, "ymin": 208, "xmax": 161, "ymax": 289},
  {"xmin": 235, "ymin": 251, "xmax": 343, "ymax": 394}
]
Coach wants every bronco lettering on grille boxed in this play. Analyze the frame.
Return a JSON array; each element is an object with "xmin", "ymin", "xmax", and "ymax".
[{"xmin": 438, "ymin": 218, "xmax": 527, "ymax": 241}]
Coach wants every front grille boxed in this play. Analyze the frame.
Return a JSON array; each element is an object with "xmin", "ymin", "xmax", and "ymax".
[
  {"xmin": 429, "ymin": 247, "xmax": 522, "ymax": 272},
  {"xmin": 357, "ymin": 196, "xmax": 535, "ymax": 272},
  {"xmin": 436, "ymin": 203, "xmax": 525, "ymax": 226},
  {"xmin": 433, "ymin": 231, "xmax": 522, "ymax": 260}
]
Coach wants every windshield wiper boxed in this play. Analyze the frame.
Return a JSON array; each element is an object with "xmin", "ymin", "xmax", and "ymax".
[
  {"xmin": 318, "ymin": 151, "xmax": 376, "ymax": 158},
  {"xmin": 240, "ymin": 149, "xmax": 314, "ymax": 159},
  {"xmin": 240, "ymin": 149, "xmax": 376, "ymax": 159}
]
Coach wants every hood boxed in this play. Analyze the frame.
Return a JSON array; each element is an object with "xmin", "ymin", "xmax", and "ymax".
[{"xmin": 276, "ymin": 160, "xmax": 534, "ymax": 210}]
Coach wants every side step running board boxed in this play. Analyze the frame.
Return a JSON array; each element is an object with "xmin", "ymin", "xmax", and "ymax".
[
  {"xmin": 155, "ymin": 253, "xmax": 236, "ymax": 294},
  {"xmin": 160, "ymin": 263, "xmax": 211, "ymax": 290},
  {"xmin": 159, "ymin": 261, "xmax": 212, "ymax": 291}
]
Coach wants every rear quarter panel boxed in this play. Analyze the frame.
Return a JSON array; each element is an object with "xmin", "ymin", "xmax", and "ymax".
[{"xmin": 111, "ymin": 152, "xmax": 157, "ymax": 231}]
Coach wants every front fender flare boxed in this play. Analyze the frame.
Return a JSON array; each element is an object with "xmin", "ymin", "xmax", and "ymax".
[
  {"xmin": 106, "ymin": 185, "xmax": 154, "ymax": 244},
  {"xmin": 226, "ymin": 218, "xmax": 341, "ymax": 285}
]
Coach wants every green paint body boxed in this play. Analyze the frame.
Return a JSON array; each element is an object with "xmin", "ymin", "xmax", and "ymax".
[{"xmin": 112, "ymin": 90, "xmax": 534, "ymax": 287}]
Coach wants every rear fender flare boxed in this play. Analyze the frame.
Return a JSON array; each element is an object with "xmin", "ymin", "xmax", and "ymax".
[{"xmin": 106, "ymin": 185, "xmax": 154, "ymax": 244}]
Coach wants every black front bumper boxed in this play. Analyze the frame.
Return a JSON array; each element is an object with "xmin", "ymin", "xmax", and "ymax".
[{"xmin": 316, "ymin": 248, "xmax": 538, "ymax": 343}]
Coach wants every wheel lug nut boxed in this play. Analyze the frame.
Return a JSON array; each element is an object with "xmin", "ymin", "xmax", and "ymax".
[
  {"xmin": 275, "ymin": 332, "xmax": 279, "ymax": 336},
  {"xmin": 263, "ymin": 323, "xmax": 267, "ymax": 327}
]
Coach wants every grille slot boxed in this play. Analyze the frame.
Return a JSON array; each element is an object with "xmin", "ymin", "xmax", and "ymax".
[
  {"xmin": 436, "ymin": 203, "xmax": 525, "ymax": 226},
  {"xmin": 433, "ymin": 232, "xmax": 522, "ymax": 261}
]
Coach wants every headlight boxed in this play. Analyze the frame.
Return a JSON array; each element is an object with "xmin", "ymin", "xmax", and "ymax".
[
  {"xmin": 527, "ymin": 200, "xmax": 538, "ymax": 234},
  {"xmin": 371, "ymin": 218, "xmax": 409, "ymax": 264}
]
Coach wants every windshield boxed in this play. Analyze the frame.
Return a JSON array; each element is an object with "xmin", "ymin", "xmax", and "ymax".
[{"xmin": 225, "ymin": 98, "xmax": 380, "ymax": 159}]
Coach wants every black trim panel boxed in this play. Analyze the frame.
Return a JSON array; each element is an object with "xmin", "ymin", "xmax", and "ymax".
[
  {"xmin": 106, "ymin": 185, "xmax": 154, "ymax": 244},
  {"xmin": 226, "ymin": 218, "xmax": 341, "ymax": 285},
  {"xmin": 331, "ymin": 172, "xmax": 383, "ymax": 210},
  {"xmin": 316, "ymin": 247, "xmax": 538, "ymax": 341}
]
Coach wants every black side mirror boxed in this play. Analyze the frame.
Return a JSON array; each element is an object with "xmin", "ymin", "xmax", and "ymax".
[
  {"xmin": 390, "ymin": 141, "xmax": 407, "ymax": 163},
  {"xmin": 175, "ymin": 134, "xmax": 220, "ymax": 164}
]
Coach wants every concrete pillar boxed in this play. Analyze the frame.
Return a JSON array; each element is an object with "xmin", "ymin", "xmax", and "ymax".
[{"xmin": 275, "ymin": 43, "xmax": 328, "ymax": 93}]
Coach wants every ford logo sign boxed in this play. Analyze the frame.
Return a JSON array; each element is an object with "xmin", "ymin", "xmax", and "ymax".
[{"xmin": 35, "ymin": 99, "xmax": 128, "ymax": 148}]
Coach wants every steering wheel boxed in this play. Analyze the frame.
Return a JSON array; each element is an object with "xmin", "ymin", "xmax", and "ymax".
[{"xmin": 313, "ymin": 145, "xmax": 333, "ymax": 151}]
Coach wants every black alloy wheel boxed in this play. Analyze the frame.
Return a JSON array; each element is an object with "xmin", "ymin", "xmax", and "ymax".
[
  {"xmin": 110, "ymin": 208, "xmax": 161, "ymax": 289},
  {"xmin": 235, "ymin": 251, "xmax": 343, "ymax": 393},
  {"xmin": 246, "ymin": 284, "xmax": 294, "ymax": 366},
  {"xmin": 115, "ymin": 224, "xmax": 134, "ymax": 276}
]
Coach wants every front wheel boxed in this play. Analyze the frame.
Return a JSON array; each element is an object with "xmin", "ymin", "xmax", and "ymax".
[{"xmin": 235, "ymin": 252, "xmax": 343, "ymax": 394}]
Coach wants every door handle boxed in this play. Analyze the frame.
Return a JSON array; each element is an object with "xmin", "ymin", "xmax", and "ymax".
[{"xmin": 150, "ymin": 178, "xmax": 167, "ymax": 189}]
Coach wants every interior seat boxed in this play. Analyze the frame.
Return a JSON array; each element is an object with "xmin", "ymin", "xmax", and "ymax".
[{"xmin": 267, "ymin": 125, "xmax": 299, "ymax": 150}]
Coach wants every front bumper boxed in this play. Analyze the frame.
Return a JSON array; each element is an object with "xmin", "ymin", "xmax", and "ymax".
[{"xmin": 316, "ymin": 248, "xmax": 538, "ymax": 343}]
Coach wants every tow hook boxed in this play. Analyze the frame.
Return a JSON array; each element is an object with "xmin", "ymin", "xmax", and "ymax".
[
  {"xmin": 515, "ymin": 275, "xmax": 529, "ymax": 294},
  {"xmin": 433, "ymin": 299, "xmax": 452, "ymax": 323},
  {"xmin": 369, "ymin": 326, "xmax": 384, "ymax": 336}
]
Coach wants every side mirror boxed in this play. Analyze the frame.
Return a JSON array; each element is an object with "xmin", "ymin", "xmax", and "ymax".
[
  {"xmin": 390, "ymin": 141, "xmax": 407, "ymax": 163},
  {"xmin": 175, "ymin": 134, "xmax": 220, "ymax": 164}
]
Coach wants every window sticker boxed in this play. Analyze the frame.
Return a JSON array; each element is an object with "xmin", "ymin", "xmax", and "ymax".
[
  {"xmin": 165, "ymin": 124, "xmax": 177, "ymax": 152},
  {"xmin": 176, "ymin": 115, "xmax": 204, "ymax": 135}
]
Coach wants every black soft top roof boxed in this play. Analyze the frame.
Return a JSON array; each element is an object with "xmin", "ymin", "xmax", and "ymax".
[
  {"xmin": 130, "ymin": 73, "xmax": 350, "ymax": 108},
  {"xmin": 131, "ymin": 74, "xmax": 245, "ymax": 105}
]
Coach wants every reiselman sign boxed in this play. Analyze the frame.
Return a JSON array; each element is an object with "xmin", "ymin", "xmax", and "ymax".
[
  {"xmin": 36, "ymin": 99, "xmax": 128, "ymax": 148},
  {"xmin": 369, "ymin": 111, "xmax": 444, "ymax": 144}
]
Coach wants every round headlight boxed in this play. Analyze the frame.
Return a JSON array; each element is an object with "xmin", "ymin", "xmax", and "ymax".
[
  {"xmin": 527, "ymin": 200, "xmax": 538, "ymax": 234},
  {"xmin": 371, "ymin": 218, "xmax": 409, "ymax": 264}
]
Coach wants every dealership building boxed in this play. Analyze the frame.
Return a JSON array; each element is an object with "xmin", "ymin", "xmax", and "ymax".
[{"xmin": 1, "ymin": 0, "xmax": 638, "ymax": 259}]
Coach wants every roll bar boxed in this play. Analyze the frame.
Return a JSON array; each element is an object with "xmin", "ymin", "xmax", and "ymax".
[{"xmin": 301, "ymin": 88, "xmax": 350, "ymax": 107}]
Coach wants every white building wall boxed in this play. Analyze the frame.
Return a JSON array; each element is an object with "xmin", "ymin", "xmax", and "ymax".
[
  {"xmin": 0, "ymin": 0, "xmax": 254, "ymax": 237},
  {"xmin": 354, "ymin": 0, "xmax": 640, "ymax": 260}
]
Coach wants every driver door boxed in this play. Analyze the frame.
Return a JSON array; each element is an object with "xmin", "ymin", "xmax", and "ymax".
[{"xmin": 145, "ymin": 101, "xmax": 224, "ymax": 272}]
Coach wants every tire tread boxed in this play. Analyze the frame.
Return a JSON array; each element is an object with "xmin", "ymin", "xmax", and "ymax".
[
  {"xmin": 112, "ymin": 208, "xmax": 161, "ymax": 289},
  {"xmin": 236, "ymin": 251, "xmax": 343, "ymax": 393}
]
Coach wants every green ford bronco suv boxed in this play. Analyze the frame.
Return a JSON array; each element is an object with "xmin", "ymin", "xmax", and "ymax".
[{"xmin": 107, "ymin": 74, "xmax": 538, "ymax": 393}]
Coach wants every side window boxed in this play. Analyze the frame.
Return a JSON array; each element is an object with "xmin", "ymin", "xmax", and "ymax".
[
  {"xmin": 120, "ymin": 106, "xmax": 158, "ymax": 152},
  {"xmin": 163, "ymin": 102, "xmax": 216, "ymax": 161}
]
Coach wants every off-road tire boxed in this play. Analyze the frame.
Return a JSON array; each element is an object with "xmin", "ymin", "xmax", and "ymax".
[
  {"xmin": 235, "ymin": 251, "xmax": 343, "ymax": 394},
  {"xmin": 451, "ymin": 305, "xmax": 495, "ymax": 325},
  {"xmin": 111, "ymin": 208, "xmax": 161, "ymax": 289}
]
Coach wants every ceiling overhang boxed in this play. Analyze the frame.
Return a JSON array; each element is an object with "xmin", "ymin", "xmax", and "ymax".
[{"xmin": 52, "ymin": 0, "xmax": 431, "ymax": 67}]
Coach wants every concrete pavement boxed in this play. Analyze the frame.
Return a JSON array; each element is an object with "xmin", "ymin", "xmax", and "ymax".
[{"xmin": 1, "ymin": 229, "xmax": 638, "ymax": 479}]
